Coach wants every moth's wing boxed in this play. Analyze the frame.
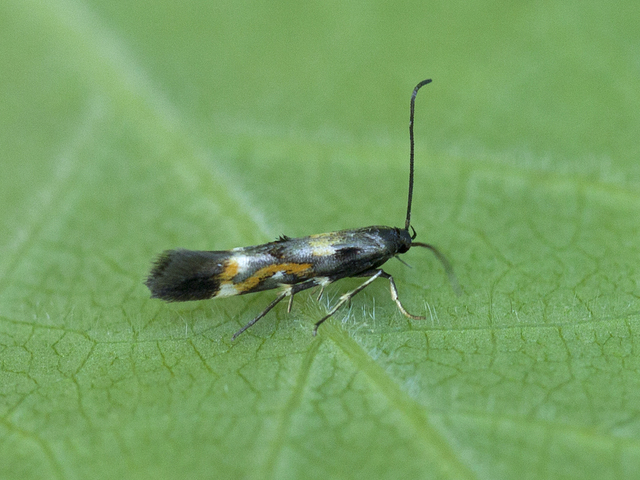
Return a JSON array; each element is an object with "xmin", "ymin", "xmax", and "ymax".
[{"xmin": 146, "ymin": 249, "xmax": 230, "ymax": 301}]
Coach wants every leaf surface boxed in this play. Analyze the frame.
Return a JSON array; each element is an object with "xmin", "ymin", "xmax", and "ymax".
[{"xmin": 1, "ymin": 1, "xmax": 639, "ymax": 479}]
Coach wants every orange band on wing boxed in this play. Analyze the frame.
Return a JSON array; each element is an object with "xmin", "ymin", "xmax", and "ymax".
[
  {"xmin": 234, "ymin": 262, "xmax": 312, "ymax": 292},
  {"xmin": 219, "ymin": 259, "xmax": 239, "ymax": 282}
]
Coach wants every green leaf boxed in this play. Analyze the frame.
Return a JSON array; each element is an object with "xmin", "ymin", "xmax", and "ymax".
[{"xmin": 1, "ymin": 0, "xmax": 639, "ymax": 479}]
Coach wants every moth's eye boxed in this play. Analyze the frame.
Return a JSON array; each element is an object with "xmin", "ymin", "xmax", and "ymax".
[{"xmin": 398, "ymin": 244, "xmax": 410, "ymax": 254}]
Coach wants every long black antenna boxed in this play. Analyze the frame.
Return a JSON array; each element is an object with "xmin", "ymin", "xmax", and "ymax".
[{"xmin": 405, "ymin": 79, "xmax": 432, "ymax": 231}]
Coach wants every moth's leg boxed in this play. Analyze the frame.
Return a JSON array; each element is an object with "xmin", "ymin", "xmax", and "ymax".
[
  {"xmin": 377, "ymin": 270, "xmax": 425, "ymax": 320},
  {"xmin": 232, "ymin": 291, "xmax": 288, "ymax": 340},
  {"xmin": 313, "ymin": 270, "xmax": 383, "ymax": 335},
  {"xmin": 315, "ymin": 277, "xmax": 332, "ymax": 302},
  {"xmin": 287, "ymin": 294, "xmax": 294, "ymax": 313},
  {"xmin": 232, "ymin": 280, "xmax": 319, "ymax": 340},
  {"xmin": 287, "ymin": 279, "xmax": 319, "ymax": 312}
]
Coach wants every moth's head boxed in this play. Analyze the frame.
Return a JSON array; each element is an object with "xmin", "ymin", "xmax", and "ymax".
[{"xmin": 395, "ymin": 227, "xmax": 413, "ymax": 254}]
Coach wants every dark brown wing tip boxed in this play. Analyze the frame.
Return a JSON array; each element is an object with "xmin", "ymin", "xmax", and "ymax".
[{"xmin": 145, "ymin": 249, "xmax": 224, "ymax": 302}]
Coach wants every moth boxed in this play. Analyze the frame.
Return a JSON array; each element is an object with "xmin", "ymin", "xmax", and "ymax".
[{"xmin": 146, "ymin": 79, "xmax": 456, "ymax": 339}]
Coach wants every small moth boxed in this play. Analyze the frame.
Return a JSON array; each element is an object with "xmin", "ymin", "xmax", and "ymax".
[{"xmin": 146, "ymin": 79, "xmax": 456, "ymax": 339}]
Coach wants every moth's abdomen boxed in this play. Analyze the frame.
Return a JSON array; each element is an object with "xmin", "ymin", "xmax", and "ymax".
[{"xmin": 146, "ymin": 249, "xmax": 227, "ymax": 301}]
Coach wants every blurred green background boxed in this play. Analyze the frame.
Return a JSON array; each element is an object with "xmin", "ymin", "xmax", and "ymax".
[{"xmin": 1, "ymin": 0, "xmax": 639, "ymax": 479}]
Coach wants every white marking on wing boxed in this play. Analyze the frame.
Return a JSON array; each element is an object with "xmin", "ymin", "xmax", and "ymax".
[{"xmin": 216, "ymin": 283, "xmax": 240, "ymax": 298}]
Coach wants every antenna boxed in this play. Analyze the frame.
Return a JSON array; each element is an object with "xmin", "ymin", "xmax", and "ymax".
[{"xmin": 405, "ymin": 79, "xmax": 432, "ymax": 231}]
